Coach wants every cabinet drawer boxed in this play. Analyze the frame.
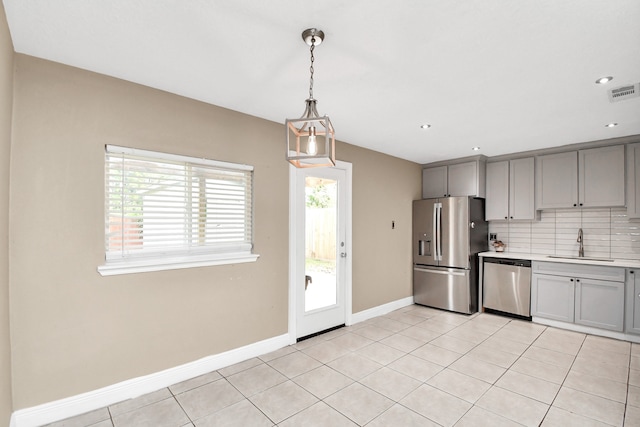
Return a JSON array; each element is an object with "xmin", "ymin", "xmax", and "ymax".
[{"xmin": 533, "ymin": 261, "xmax": 624, "ymax": 282}]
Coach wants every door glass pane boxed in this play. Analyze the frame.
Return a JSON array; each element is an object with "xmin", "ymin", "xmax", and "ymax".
[{"xmin": 305, "ymin": 176, "xmax": 337, "ymax": 312}]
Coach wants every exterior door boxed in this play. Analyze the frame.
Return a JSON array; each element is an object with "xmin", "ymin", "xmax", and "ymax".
[{"xmin": 289, "ymin": 163, "xmax": 351, "ymax": 340}]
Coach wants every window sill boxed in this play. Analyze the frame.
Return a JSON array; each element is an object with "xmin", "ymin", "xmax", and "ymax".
[{"xmin": 97, "ymin": 252, "xmax": 260, "ymax": 276}]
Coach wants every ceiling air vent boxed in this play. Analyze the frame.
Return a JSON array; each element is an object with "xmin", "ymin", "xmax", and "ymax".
[{"xmin": 608, "ymin": 83, "xmax": 640, "ymax": 103}]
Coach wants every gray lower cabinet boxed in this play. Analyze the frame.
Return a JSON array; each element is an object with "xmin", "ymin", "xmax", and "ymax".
[
  {"xmin": 575, "ymin": 278, "xmax": 624, "ymax": 332},
  {"xmin": 626, "ymin": 269, "xmax": 640, "ymax": 334},
  {"xmin": 531, "ymin": 273, "xmax": 575, "ymax": 322},
  {"xmin": 532, "ymin": 261, "xmax": 625, "ymax": 332}
]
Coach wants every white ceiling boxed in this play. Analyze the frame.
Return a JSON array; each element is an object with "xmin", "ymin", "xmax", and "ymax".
[{"xmin": 3, "ymin": 0, "xmax": 640, "ymax": 164}]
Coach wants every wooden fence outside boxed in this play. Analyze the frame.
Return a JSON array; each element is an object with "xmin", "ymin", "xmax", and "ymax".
[{"xmin": 305, "ymin": 208, "xmax": 336, "ymax": 260}]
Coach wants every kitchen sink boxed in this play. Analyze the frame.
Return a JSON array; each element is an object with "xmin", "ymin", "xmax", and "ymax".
[{"xmin": 547, "ymin": 255, "xmax": 614, "ymax": 262}]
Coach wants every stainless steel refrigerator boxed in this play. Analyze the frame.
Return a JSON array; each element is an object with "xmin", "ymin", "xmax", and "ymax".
[{"xmin": 413, "ymin": 197, "xmax": 487, "ymax": 314}]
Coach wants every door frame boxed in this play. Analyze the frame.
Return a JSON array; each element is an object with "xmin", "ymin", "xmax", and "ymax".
[{"xmin": 288, "ymin": 161, "xmax": 353, "ymax": 343}]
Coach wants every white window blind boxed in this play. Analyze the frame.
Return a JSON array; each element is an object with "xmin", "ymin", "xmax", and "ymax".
[{"xmin": 99, "ymin": 145, "xmax": 257, "ymax": 275}]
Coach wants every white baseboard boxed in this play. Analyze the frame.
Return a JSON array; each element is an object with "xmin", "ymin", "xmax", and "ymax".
[
  {"xmin": 11, "ymin": 333, "xmax": 291, "ymax": 427},
  {"xmin": 11, "ymin": 297, "xmax": 415, "ymax": 427},
  {"xmin": 532, "ymin": 317, "xmax": 640, "ymax": 344},
  {"xmin": 351, "ymin": 296, "xmax": 414, "ymax": 325}
]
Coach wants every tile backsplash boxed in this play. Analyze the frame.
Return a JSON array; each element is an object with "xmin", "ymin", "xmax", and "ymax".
[{"xmin": 488, "ymin": 208, "xmax": 640, "ymax": 260}]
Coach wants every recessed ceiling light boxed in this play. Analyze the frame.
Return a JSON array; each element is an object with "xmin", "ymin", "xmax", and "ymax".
[
  {"xmin": 420, "ymin": 124, "xmax": 431, "ymax": 129},
  {"xmin": 605, "ymin": 122, "xmax": 618, "ymax": 128},
  {"xmin": 596, "ymin": 76, "xmax": 613, "ymax": 84},
  {"xmin": 472, "ymin": 147, "xmax": 480, "ymax": 151}
]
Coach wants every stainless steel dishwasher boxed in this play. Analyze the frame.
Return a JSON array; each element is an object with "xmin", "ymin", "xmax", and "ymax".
[{"xmin": 483, "ymin": 258, "xmax": 532, "ymax": 318}]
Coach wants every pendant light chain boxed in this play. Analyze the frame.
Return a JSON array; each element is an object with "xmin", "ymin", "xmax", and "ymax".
[
  {"xmin": 285, "ymin": 28, "xmax": 336, "ymax": 168},
  {"xmin": 309, "ymin": 36, "xmax": 315, "ymax": 100}
]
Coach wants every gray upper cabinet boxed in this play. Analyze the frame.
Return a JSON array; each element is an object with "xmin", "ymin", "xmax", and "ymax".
[
  {"xmin": 536, "ymin": 145, "xmax": 625, "ymax": 210},
  {"xmin": 422, "ymin": 160, "xmax": 485, "ymax": 199},
  {"xmin": 579, "ymin": 145, "xmax": 625, "ymax": 208},
  {"xmin": 447, "ymin": 162, "xmax": 479, "ymax": 197},
  {"xmin": 422, "ymin": 166, "xmax": 448, "ymax": 198},
  {"xmin": 486, "ymin": 158, "xmax": 535, "ymax": 221},
  {"xmin": 536, "ymin": 151, "xmax": 578, "ymax": 209},
  {"xmin": 485, "ymin": 161, "xmax": 509, "ymax": 220},
  {"xmin": 627, "ymin": 143, "xmax": 640, "ymax": 218}
]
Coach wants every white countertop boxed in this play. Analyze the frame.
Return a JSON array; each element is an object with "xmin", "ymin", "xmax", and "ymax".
[{"xmin": 478, "ymin": 251, "xmax": 640, "ymax": 269}]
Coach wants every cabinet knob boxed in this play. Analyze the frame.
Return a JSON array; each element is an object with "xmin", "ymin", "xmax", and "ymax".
[
  {"xmin": 505, "ymin": 216, "xmax": 508, "ymax": 220},
  {"xmin": 510, "ymin": 216, "xmax": 513, "ymax": 219},
  {"xmin": 579, "ymin": 203, "xmax": 583, "ymax": 207},
  {"xmin": 573, "ymin": 203, "xmax": 577, "ymax": 207},
  {"xmin": 631, "ymin": 271, "xmax": 634, "ymax": 274},
  {"xmin": 570, "ymin": 278, "xmax": 574, "ymax": 282}
]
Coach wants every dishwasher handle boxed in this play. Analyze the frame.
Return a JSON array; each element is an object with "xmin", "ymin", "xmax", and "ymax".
[{"xmin": 483, "ymin": 257, "xmax": 531, "ymax": 268}]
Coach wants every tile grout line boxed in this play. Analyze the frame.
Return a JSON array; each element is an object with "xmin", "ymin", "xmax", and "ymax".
[
  {"xmin": 167, "ymin": 388, "xmax": 194, "ymax": 426},
  {"xmin": 433, "ymin": 316, "xmax": 547, "ymax": 426},
  {"xmin": 623, "ymin": 345, "xmax": 633, "ymax": 427},
  {"xmin": 415, "ymin": 315, "xmax": 507, "ymax": 425},
  {"xmin": 530, "ymin": 327, "xmax": 583, "ymax": 425},
  {"xmin": 47, "ymin": 307, "xmax": 640, "ymax": 426}
]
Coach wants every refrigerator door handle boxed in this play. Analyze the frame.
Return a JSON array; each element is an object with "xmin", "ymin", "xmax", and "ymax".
[
  {"xmin": 434, "ymin": 202, "xmax": 442, "ymax": 261},
  {"xmin": 414, "ymin": 267, "xmax": 466, "ymax": 276},
  {"xmin": 432, "ymin": 203, "xmax": 437, "ymax": 261}
]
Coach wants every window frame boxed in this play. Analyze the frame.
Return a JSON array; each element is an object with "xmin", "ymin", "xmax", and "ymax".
[{"xmin": 98, "ymin": 145, "xmax": 259, "ymax": 276}]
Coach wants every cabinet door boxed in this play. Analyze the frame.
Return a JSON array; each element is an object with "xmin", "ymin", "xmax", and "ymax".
[
  {"xmin": 531, "ymin": 273, "xmax": 575, "ymax": 322},
  {"xmin": 575, "ymin": 278, "xmax": 624, "ymax": 332},
  {"xmin": 628, "ymin": 144, "xmax": 640, "ymax": 218},
  {"xmin": 626, "ymin": 270, "xmax": 640, "ymax": 334},
  {"xmin": 485, "ymin": 161, "xmax": 509, "ymax": 221},
  {"xmin": 448, "ymin": 162, "xmax": 478, "ymax": 197},
  {"xmin": 422, "ymin": 166, "xmax": 448, "ymax": 198},
  {"xmin": 579, "ymin": 145, "xmax": 625, "ymax": 208},
  {"xmin": 510, "ymin": 157, "xmax": 535, "ymax": 220},
  {"xmin": 536, "ymin": 151, "xmax": 578, "ymax": 209}
]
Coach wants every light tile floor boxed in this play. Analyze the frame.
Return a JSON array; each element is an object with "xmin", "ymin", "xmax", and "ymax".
[{"xmin": 45, "ymin": 305, "xmax": 640, "ymax": 427}]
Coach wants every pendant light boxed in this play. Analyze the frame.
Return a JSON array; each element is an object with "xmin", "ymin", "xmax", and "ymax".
[{"xmin": 286, "ymin": 28, "xmax": 336, "ymax": 168}]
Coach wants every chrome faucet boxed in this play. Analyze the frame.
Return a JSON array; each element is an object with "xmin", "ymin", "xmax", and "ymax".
[{"xmin": 577, "ymin": 228, "xmax": 584, "ymax": 257}]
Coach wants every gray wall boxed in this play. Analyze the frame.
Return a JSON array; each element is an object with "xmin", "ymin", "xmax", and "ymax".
[
  {"xmin": 0, "ymin": 1, "xmax": 13, "ymax": 424},
  {"xmin": 8, "ymin": 54, "xmax": 421, "ymax": 409}
]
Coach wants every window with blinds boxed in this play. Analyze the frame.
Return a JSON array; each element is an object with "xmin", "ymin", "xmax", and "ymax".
[{"xmin": 98, "ymin": 145, "xmax": 257, "ymax": 275}]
